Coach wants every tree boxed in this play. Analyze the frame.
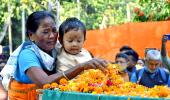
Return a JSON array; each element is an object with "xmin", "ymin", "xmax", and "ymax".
[
  {"xmin": 132, "ymin": 0, "xmax": 170, "ymax": 22},
  {"xmin": 0, "ymin": 0, "xmax": 170, "ymax": 49}
]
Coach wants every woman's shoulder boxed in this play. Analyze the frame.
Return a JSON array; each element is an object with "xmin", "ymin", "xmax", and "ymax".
[
  {"xmin": 19, "ymin": 48, "xmax": 37, "ymax": 59},
  {"xmin": 20, "ymin": 48, "xmax": 35, "ymax": 54},
  {"xmin": 18, "ymin": 47, "xmax": 41, "ymax": 68}
]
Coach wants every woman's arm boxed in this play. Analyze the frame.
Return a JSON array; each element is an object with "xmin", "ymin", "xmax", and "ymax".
[
  {"xmin": 64, "ymin": 58, "xmax": 108, "ymax": 79},
  {"xmin": 27, "ymin": 67, "xmax": 63, "ymax": 87},
  {"xmin": 27, "ymin": 64, "xmax": 83, "ymax": 87},
  {"xmin": 27, "ymin": 58, "xmax": 108, "ymax": 88}
]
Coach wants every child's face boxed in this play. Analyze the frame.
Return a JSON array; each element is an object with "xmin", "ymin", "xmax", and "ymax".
[
  {"xmin": 137, "ymin": 59, "xmax": 144, "ymax": 66},
  {"xmin": 115, "ymin": 57, "xmax": 128, "ymax": 68},
  {"xmin": 63, "ymin": 29, "xmax": 85, "ymax": 55}
]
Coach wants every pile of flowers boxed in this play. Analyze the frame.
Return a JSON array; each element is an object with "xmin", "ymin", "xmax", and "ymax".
[{"xmin": 43, "ymin": 64, "xmax": 170, "ymax": 98}]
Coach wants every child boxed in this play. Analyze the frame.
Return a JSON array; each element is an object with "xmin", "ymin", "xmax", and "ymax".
[
  {"xmin": 56, "ymin": 17, "xmax": 92, "ymax": 72},
  {"xmin": 115, "ymin": 53, "xmax": 130, "ymax": 82},
  {"xmin": 136, "ymin": 58, "xmax": 145, "ymax": 70}
]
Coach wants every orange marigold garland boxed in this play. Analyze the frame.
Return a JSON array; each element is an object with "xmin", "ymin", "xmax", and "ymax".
[{"xmin": 43, "ymin": 64, "xmax": 170, "ymax": 98}]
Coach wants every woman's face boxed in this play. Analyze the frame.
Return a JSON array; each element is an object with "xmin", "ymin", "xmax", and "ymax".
[
  {"xmin": 63, "ymin": 30, "xmax": 85, "ymax": 55},
  {"xmin": 31, "ymin": 17, "xmax": 58, "ymax": 52}
]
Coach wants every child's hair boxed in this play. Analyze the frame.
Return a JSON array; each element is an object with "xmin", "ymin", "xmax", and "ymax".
[
  {"xmin": 115, "ymin": 53, "xmax": 129, "ymax": 62},
  {"xmin": 58, "ymin": 17, "xmax": 86, "ymax": 44}
]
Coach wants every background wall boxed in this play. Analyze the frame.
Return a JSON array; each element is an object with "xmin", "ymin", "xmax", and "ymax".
[{"xmin": 84, "ymin": 21, "xmax": 170, "ymax": 61}]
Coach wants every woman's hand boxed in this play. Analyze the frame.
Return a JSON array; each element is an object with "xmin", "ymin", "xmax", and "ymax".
[
  {"xmin": 81, "ymin": 58, "xmax": 109, "ymax": 71},
  {"xmin": 53, "ymin": 58, "xmax": 109, "ymax": 82}
]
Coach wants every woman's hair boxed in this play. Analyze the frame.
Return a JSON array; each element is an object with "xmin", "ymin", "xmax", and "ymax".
[
  {"xmin": 58, "ymin": 17, "xmax": 86, "ymax": 44},
  {"xmin": 115, "ymin": 53, "xmax": 129, "ymax": 62},
  {"xmin": 26, "ymin": 11, "xmax": 55, "ymax": 37}
]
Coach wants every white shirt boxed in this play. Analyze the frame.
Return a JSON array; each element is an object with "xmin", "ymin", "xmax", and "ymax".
[{"xmin": 56, "ymin": 48, "xmax": 92, "ymax": 72}]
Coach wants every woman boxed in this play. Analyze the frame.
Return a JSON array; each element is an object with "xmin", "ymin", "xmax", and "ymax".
[{"xmin": 2, "ymin": 11, "xmax": 108, "ymax": 99}]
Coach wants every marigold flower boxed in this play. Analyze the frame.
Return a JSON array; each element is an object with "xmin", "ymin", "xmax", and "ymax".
[
  {"xmin": 94, "ymin": 87, "xmax": 103, "ymax": 94},
  {"xmin": 43, "ymin": 83, "xmax": 51, "ymax": 89},
  {"xmin": 43, "ymin": 64, "xmax": 170, "ymax": 98},
  {"xmin": 58, "ymin": 85, "xmax": 68, "ymax": 91},
  {"xmin": 51, "ymin": 82, "xmax": 59, "ymax": 88},
  {"xmin": 59, "ymin": 78, "xmax": 68, "ymax": 85}
]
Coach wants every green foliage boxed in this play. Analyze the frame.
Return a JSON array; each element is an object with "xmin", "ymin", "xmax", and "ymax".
[
  {"xmin": 132, "ymin": 0, "xmax": 170, "ymax": 22},
  {"xmin": 1, "ymin": 0, "xmax": 170, "ymax": 49},
  {"xmin": 59, "ymin": 0, "xmax": 128, "ymax": 29},
  {"xmin": 0, "ymin": 0, "xmax": 50, "ymax": 48}
]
